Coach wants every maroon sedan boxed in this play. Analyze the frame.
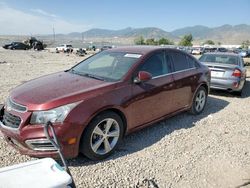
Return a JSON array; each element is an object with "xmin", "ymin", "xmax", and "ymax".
[{"xmin": 0, "ymin": 46, "xmax": 210, "ymax": 160}]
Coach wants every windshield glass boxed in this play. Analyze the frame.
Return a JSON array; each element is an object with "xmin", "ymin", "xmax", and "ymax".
[
  {"xmin": 70, "ymin": 51, "xmax": 141, "ymax": 81},
  {"xmin": 199, "ymin": 54, "xmax": 239, "ymax": 65}
]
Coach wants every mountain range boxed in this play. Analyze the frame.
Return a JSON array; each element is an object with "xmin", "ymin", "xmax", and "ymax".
[{"xmin": 65, "ymin": 24, "xmax": 250, "ymax": 44}]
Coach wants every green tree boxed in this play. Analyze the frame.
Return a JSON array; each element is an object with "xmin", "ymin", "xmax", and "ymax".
[
  {"xmin": 178, "ymin": 34, "xmax": 193, "ymax": 46},
  {"xmin": 158, "ymin": 37, "xmax": 174, "ymax": 45},
  {"xmin": 134, "ymin": 36, "xmax": 145, "ymax": 45},
  {"xmin": 217, "ymin": 41, "xmax": 221, "ymax": 46},
  {"xmin": 145, "ymin": 38, "xmax": 158, "ymax": 45},
  {"xmin": 241, "ymin": 40, "xmax": 250, "ymax": 49},
  {"xmin": 203, "ymin": 40, "xmax": 215, "ymax": 45}
]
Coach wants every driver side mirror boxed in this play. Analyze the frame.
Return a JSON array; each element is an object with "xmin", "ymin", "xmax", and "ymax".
[{"xmin": 134, "ymin": 71, "xmax": 152, "ymax": 84}]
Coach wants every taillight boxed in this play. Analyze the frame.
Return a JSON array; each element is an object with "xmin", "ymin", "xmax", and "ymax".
[{"xmin": 232, "ymin": 69, "xmax": 241, "ymax": 77}]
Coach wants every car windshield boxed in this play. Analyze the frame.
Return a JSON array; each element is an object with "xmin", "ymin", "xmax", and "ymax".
[
  {"xmin": 199, "ymin": 54, "xmax": 239, "ymax": 65},
  {"xmin": 70, "ymin": 51, "xmax": 141, "ymax": 81}
]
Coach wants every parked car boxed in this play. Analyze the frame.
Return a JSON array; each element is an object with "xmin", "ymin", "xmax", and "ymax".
[
  {"xmin": 204, "ymin": 47, "xmax": 228, "ymax": 53},
  {"xmin": 2, "ymin": 42, "xmax": 29, "ymax": 50},
  {"xmin": 215, "ymin": 47, "xmax": 227, "ymax": 52},
  {"xmin": 100, "ymin": 45, "xmax": 112, "ymax": 51},
  {"xmin": 86, "ymin": 45, "xmax": 96, "ymax": 51},
  {"xmin": 191, "ymin": 47, "xmax": 204, "ymax": 55},
  {"xmin": 233, "ymin": 49, "xmax": 249, "ymax": 58},
  {"xmin": 0, "ymin": 47, "xmax": 210, "ymax": 160},
  {"xmin": 56, "ymin": 44, "xmax": 73, "ymax": 53},
  {"xmin": 199, "ymin": 52, "xmax": 246, "ymax": 95},
  {"xmin": 2, "ymin": 43, "xmax": 12, "ymax": 49},
  {"xmin": 177, "ymin": 46, "xmax": 192, "ymax": 54},
  {"xmin": 76, "ymin": 48, "xmax": 87, "ymax": 56}
]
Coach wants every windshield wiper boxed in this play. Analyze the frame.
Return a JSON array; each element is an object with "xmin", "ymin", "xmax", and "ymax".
[
  {"xmin": 69, "ymin": 69, "xmax": 105, "ymax": 81},
  {"xmin": 84, "ymin": 73, "xmax": 105, "ymax": 81}
]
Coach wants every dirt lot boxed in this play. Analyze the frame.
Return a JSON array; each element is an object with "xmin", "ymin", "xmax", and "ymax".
[{"xmin": 0, "ymin": 49, "xmax": 250, "ymax": 188}]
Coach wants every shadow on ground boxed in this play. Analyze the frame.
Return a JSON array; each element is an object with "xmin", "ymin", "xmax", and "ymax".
[{"xmin": 67, "ymin": 95, "xmax": 229, "ymax": 167}]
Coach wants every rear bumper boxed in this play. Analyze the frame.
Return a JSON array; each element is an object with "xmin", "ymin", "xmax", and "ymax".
[{"xmin": 210, "ymin": 77, "xmax": 245, "ymax": 92}]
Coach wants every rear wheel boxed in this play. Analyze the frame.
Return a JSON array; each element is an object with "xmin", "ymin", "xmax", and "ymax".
[
  {"xmin": 234, "ymin": 89, "xmax": 242, "ymax": 96},
  {"xmin": 80, "ymin": 111, "xmax": 124, "ymax": 160},
  {"xmin": 190, "ymin": 86, "xmax": 207, "ymax": 115}
]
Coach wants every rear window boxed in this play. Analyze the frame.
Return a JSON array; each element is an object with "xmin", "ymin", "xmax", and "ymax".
[{"xmin": 199, "ymin": 54, "xmax": 239, "ymax": 65}]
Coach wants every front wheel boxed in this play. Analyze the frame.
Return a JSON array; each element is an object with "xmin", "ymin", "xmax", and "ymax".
[
  {"xmin": 190, "ymin": 86, "xmax": 207, "ymax": 115},
  {"xmin": 80, "ymin": 111, "xmax": 124, "ymax": 160}
]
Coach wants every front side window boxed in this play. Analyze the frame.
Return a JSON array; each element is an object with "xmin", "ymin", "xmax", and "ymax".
[
  {"xmin": 140, "ymin": 51, "xmax": 167, "ymax": 77},
  {"xmin": 70, "ymin": 51, "xmax": 141, "ymax": 81}
]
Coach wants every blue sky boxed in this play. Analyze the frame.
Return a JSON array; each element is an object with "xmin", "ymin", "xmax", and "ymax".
[{"xmin": 0, "ymin": 0, "xmax": 250, "ymax": 35}]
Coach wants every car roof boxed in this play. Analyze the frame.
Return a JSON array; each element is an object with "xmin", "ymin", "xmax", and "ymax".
[
  {"xmin": 109, "ymin": 46, "xmax": 177, "ymax": 55},
  {"xmin": 203, "ymin": 52, "xmax": 240, "ymax": 57}
]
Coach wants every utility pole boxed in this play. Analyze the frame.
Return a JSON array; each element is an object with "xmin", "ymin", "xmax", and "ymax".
[{"xmin": 53, "ymin": 26, "xmax": 55, "ymax": 42}]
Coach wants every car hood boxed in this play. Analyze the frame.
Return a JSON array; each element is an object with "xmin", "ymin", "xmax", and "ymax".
[{"xmin": 10, "ymin": 71, "xmax": 115, "ymax": 111}]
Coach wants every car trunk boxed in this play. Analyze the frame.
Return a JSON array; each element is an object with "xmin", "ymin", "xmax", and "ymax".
[{"xmin": 203, "ymin": 62, "xmax": 239, "ymax": 79}]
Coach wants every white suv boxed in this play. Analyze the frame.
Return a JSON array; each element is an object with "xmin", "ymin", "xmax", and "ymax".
[{"xmin": 56, "ymin": 44, "xmax": 73, "ymax": 53}]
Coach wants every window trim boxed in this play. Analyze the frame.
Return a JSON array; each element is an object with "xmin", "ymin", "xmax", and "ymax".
[{"xmin": 152, "ymin": 67, "xmax": 197, "ymax": 79}]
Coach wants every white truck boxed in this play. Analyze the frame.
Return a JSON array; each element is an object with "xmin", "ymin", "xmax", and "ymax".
[{"xmin": 56, "ymin": 44, "xmax": 73, "ymax": 53}]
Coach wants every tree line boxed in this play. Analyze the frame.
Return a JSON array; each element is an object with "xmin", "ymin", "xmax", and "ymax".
[
  {"xmin": 134, "ymin": 34, "xmax": 250, "ymax": 49},
  {"xmin": 134, "ymin": 36, "xmax": 174, "ymax": 45},
  {"xmin": 134, "ymin": 34, "xmax": 193, "ymax": 46}
]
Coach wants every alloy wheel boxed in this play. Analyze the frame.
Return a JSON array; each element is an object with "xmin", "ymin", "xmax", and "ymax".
[
  {"xmin": 90, "ymin": 118, "xmax": 120, "ymax": 155},
  {"xmin": 195, "ymin": 90, "xmax": 206, "ymax": 112}
]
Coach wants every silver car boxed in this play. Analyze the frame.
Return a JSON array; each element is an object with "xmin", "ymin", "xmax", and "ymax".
[{"xmin": 199, "ymin": 53, "xmax": 246, "ymax": 95}]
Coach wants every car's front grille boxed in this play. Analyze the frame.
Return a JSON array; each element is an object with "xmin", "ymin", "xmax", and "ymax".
[
  {"xmin": 25, "ymin": 139, "xmax": 57, "ymax": 151},
  {"xmin": 2, "ymin": 111, "xmax": 22, "ymax": 129},
  {"xmin": 6, "ymin": 98, "xmax": 27, "ymax": 112}
]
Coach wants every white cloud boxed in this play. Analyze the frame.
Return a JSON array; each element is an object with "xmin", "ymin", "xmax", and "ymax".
[
  {"xmin": 30, "ymin": 9, "xmax": 57, "ymax": 18},
  {"xmin": 0, "ymin": 3, "xmax": 91, "ymax": 35}
]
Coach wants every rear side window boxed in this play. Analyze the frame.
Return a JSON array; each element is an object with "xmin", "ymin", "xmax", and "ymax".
[
  {"xmin": 170, "ymin": 51, "xmax": 189, "ymax": 71},
  {"xmin": 186, "ymin": 55, "xmax": 197, "ymax": 68}
]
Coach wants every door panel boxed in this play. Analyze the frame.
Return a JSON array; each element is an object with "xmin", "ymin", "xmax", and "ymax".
[
  {"xmin": 172, "ymin": 69, "xmax": 199, "ymax": 109},
  {"xmin": 127, "ymin": 50, "xmax": 176, "ymax": 129},
  {"xmin": 170, "ymin": 51, "xmax": 200, "ymax": 110},
  {"xmin": 128, "ymin": 75, "xmax": 175, "ymax": 129}
]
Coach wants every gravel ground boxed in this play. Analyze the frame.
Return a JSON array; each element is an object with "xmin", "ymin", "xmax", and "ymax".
[{"xmin": 0, "ymin": 49, "xmax": 250, "ymax": 188}]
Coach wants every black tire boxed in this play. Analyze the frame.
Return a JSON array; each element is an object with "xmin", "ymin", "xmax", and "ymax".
[
  {"xmin": 80, "ymin": 111, "xmax": 124, "ymax": 160},
  {"xmin": 235, "ymin": 79, "xmax": 246, "ymax": 96},
  {"xmin": 234, "ymin": 90, "xmax": 242, "ymax": 96},
  {"xmin": 189, "ymin": 86, "xmax": 207, "ymax": 115}
]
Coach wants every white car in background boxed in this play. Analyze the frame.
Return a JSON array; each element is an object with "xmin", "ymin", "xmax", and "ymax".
[
  {"xmin": 192, "ymin": 47, "xmax": 204, "ymax": 55},
  {"xmin": 56, "ymin": 44, "xmax": 73, "ymax": 53}
]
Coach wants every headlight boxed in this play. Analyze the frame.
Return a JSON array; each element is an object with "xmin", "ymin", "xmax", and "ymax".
[{"xmin": 30, "ymin": 102, "xmax": 80, "ymax": 124}]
